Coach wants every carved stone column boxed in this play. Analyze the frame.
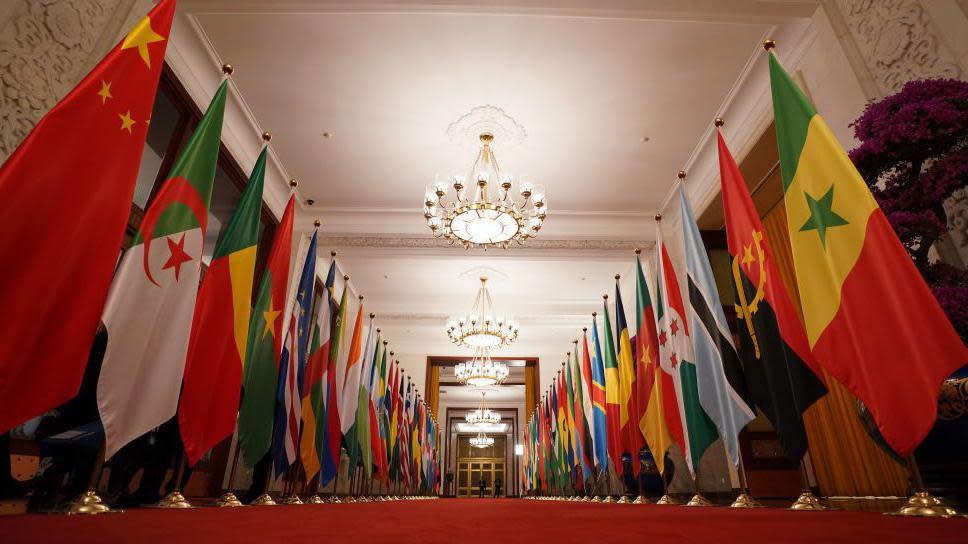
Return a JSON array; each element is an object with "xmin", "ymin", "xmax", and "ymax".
[
  {"xmin": 0, "ymin": 0, "xmax": 141, "ymax": 161},
  {"xmin": 825, "ymin": 0, "xmax": 968, "ymax": 267}
]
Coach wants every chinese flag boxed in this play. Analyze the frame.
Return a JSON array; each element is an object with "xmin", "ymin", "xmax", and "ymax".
[{"xmin": 0, "ymin": 0, "xmax": 176, "ymax": 433}]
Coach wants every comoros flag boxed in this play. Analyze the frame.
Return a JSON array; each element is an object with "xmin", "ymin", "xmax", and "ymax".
[{"xmin": 97, "ymin": 80, "xmax": 226, "ymax": 459}]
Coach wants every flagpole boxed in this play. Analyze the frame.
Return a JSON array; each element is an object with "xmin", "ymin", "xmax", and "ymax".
[
  {"xmin": 730, "ymin": 447, "xmax": 761, "ymax": 508},
  {"xmin": 655, "ymin": 457, "xmax": 678, "ymax": 505},
  {"xmin": 65, "ymin": 441, "xmax": 111, "ymax": 515},
  {"xmin": 154, "ymin": 451, "xmax": 192, "ymax": 508},
  {"xmin": 685, "ymin": 467, "xmax": 712, "ymax": 507},
  {"xmin": 215, "ymin": 433, "xmax": 245, "ymax": 507}
]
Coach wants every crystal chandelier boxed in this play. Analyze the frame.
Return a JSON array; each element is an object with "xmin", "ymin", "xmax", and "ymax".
[
  {"xmin": 446, "ymin": 276, "xmax": 518, "ymax": 349},
  {"xmin": 465, "ymin": 392, "xmax": 502, "ymax": 426},
  {"xmin": 423, "ymin": 133, "xmax": 547, "ymax": 249},
  {"xmin": 454, "ymin": 347, "xmax": 509, "ymax": 387},
  {"xmin": 469, "ymin": 431, "xmax": 495, "ymax": 449}
]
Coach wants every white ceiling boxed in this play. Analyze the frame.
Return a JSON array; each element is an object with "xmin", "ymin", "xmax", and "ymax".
[{"xmin": 173, "ymin": 0, "xmax": 820, "ymax": 389}]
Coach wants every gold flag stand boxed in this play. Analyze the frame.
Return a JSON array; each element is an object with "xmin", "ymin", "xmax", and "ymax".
[
  {"xmin": 654, "ymin": 460, "xmax": 678, "ymax": 505},
  {"xmin": 215, "ymin": 443, "xmax": 244, "ymax": 507},
  {"xmin": 889, "ymin": 455, "xmax": 958, "ymax": 517},
  {"xmin": 66, "ymin": 443, "xmax": 113, "ymax": 515},
  {"xmin": 789, "ymin": 458, "xmax": 828, "ymax": 511},
  {"xmin": 685, "ymin": 472, "xmax": 713, "ymax": 507},
  {"xmin": 152, "ymin": 455, "xmax": 192, "ymax": 509},
  {"xmin": 730, "ymin": 451, "xmax": 762, "ymax": 508}
]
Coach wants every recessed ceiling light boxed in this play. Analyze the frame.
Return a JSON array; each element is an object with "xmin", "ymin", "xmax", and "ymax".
[
  {"xmin": 322, "ymin": 131, "xmax": 332, "ymax": 139},
  {"xmin": 640, "ymin": 136, "xmax": 650, "ymax": 142}
]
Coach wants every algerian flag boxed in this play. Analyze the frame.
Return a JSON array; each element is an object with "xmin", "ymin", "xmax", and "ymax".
[{"xmin": 97, "ymin": 81, "xmax": 227, "ymax": 459}]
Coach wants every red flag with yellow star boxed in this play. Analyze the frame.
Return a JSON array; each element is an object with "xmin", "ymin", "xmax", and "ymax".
[{"xmin": 0, "ymin": 0, "xmax": 176, "ymax": 434}]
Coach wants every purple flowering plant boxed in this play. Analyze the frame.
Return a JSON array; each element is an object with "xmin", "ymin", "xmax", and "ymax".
[{"xmin": 849, "ymin": 78, "xmax": 968, "ymax": 342}]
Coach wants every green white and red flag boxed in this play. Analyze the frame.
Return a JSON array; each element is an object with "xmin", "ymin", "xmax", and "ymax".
[{"xmin": 97, "ymin": 80, "xmax": 227, "ymax": 459}]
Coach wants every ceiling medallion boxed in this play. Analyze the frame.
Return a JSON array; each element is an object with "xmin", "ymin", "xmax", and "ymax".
[
  {"xmin": 446, "ymin": 276, "xmax": 519, "ymax": 349},
  {"xmin": 424, "ymin": 133, "xmax": 547, "ymax": 249},
  {"xmin": 454, "ymin": 347, "xmax": 509, "ymax": 388},
  {"xmin": 465, "ymin": 391, "xmax": 502, "ymax": 426}
]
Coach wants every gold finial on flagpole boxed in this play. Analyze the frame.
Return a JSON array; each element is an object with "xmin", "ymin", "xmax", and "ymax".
[
  {"xmin": 592, "ymin": 311, "xmax": 597, "ymax": 317},
  {"xmin": 655, "ymin": 213, "xmax": 663, "ymax": 222},
  {"xmin": 582, "ymin": 327, "xmax": 587, "ymax": 332},
  {"xmin": 614, "ymin": 274, "xmax": 620, "ymax": 281},
  {"xmin": 262, "ymin": 131, "xmax": 272, "ymax": 142},
  {"xmin": 635, "ymin": 248, "xmax": 641, "ymax": 255},
  {"xmin": 313, "ymin": 219, "xmax": 321, "ymax": 228},
  {"xmin": 678, "ymin": 170, "xmax": 686, "ymax": 180},
  {"xmin": 331, "ymin": 251, "xmax": 337, "ymax": 257},
  {"xmin": 343, "ymin": 274, "xmax": 350, "ymax": 281},
  {"xmin": 763, "ymin": 39, "xmax": 776, "ymax": 51},
  {"xmin": 603, "ymin": 294, "xmax": 608, "ymax": 300},
  {"xmin": 369, "ymin": 312, "xmax": 375, "ymax": 318},
  {"xmin": 714, "ymin": 118, "xmax": 724, "ymax": 128},
  {"xmin": 222, "ymin": 63, "xmax": 234, "ymax": 75},
  {"xmin": 289, "ymin": 178, "xmax": 298, "ymax": 188}
]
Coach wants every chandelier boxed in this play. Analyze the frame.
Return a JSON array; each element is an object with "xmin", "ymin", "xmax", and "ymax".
[
  {"xmin": 469, "ymin": 431, "xmax": 495, "ymax": 449},
  {"xmin": 465, "ymin": 392, "xmax": 502, "ymax": 426},
  {"xmin": 446, "ymin": 276, "xmax": 518, "ymax": 349},
  {"xmin": 423, "ymin": 133, "xmax": 547, "ymax": 249},
  {"xmin": 454, "ymin": 347, "xmax": 509, "ymax": 387}
]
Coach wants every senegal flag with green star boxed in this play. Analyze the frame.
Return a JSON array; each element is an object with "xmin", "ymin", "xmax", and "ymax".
[
  {"xmin": 97, "ymin": 80, "xmax": 227, "ymax": 460},
  {"xmin": 768, "ymin": 51, "xmax": 967, "ymax": 456},
  {"xmin": 236, "ymin": 194, "xmax": 295, "ymax": 468}
]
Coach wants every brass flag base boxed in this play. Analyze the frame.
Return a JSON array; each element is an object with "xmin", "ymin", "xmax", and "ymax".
[
  {"xmin": 215, "ymin": 492, "xmax": 243, "ymax": 507},
  {"xmin": 250, "ymin": 493, "xmax": 277, "ymax": 506},
  {"xmin": 328, "ymin": 495, "xmax": 342, "ymax": 503},
  {"xmin": 581, "ymin": 495, "xmax": 591, "ymax": 502},
  {"xmin": 602, "ymin": 496, "xmax": 615, "ymax": 503},
  {"xmin": 344, "ymin": 496, "xmax": 356, "ymax": 503},
  {"xmin": 685, "ymin": 493, "xmax": 713, "ymax": 507},
  {"xmin": 153, "ymin": 491, "xmax": 192, "ymax": 509},
  {"xmin": 655, "ymin": 494, "xmax": 679, "ymax": 505},
  {"xmin": 281, "ymin": 494, "xmax": 304, "ymax": 505},
  {"xmin": 888, "ymin": 491, "xmax": 958, "ymax": 517},
  {"xmin": 616, "ymin": 495, "xmax": 629, "ymax": 504},
  {"xmin": 591, "ymin": 496, "xmax": 602, "ymax": 502},
  {"xmin": 66, "ymin": 489, "xmax": 112, "ymax": 515},
  {"xmin": 729, "ymin": 493, "xmax": 762, "ymax": 508},
  {"xmin": 789, "ymin": 491, "xmax": 828, "ymax": 511},
  {"xmin": 632, "ymin": 495, "xmax": 650, "ymax": 504},
  {"xmin": 306, "ymin": 494, "xmax": 325, "ymax": 504}
]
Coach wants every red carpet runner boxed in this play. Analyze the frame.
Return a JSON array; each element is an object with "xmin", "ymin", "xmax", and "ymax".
[{"xmin": 1, "ymin": 499, "xmax": 965, "ymax": 543}]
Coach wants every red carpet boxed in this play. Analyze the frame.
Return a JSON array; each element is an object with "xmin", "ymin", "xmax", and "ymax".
[{"xmin": 1, "ymin": 499, "xmax": 965, "ymax": 543}]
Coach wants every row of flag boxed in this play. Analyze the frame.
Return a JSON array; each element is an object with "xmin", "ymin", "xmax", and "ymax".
[
  {"xmin": 0, "ymin": 0, "xmax": 442, "ymax": 493},
  {"xmin": 523, "ymin": 46, "xmax": 966, "ymax": 493}
]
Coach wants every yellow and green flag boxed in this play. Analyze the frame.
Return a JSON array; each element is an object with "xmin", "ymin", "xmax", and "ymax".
[{"xmin": 769, "ymin": 51, "xmax": 967, "ymax": 455}]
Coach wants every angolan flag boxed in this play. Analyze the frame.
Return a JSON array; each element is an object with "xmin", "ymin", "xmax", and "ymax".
[{"xmin": 97, "ymin": 80, "xmax": 227, "ymax": 459}]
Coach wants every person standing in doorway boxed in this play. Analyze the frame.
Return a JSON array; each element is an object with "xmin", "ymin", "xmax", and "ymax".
[
  {"xmin": 478, "ymin": 477, "xmax": 486, "ymax": 498},
  {"xmin": 493, "ymin": 477, "xmax": 502, "ymax": 497}
]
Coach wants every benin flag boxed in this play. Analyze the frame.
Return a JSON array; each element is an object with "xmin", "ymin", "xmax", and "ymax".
[
  {"xmin": 635, "ymin": 254, "xmax": 680, "ymax": 475},
  {"xmin": 769, "ymin": 52, "xmax": 968, "ymax": 455},
  {"xmin": 601, "ymin": 298, "xmax": 623, "ymax": 471},
  {"xmin": 97, "ymin": 80, "xmax": 227, "ymax": 459},
  {"xmin": 179, "ymin": 146, "xmax": 266, "ymax": 466},
  {"xmin": 614, "ymin": 279, "xmax": 644, "ymax": 474},
  {"xmin": 0, "ymin": 0, "xmax": 174, "ymax": 435},
  {"xmin": 236, "ymin": 195, "xmax": 295, "ymax": 468}
]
